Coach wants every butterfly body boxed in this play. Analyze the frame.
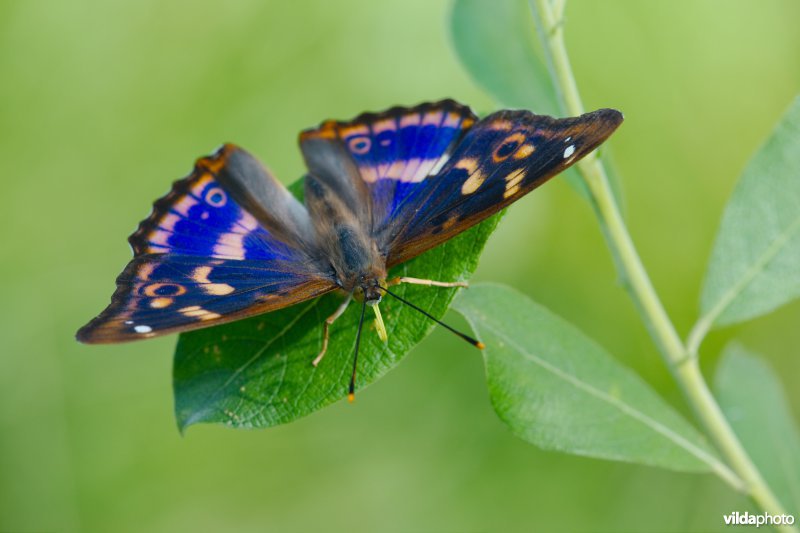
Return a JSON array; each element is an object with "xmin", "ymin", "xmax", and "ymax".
[
  {"xmin": 77, "ymin": 99, "xmax": 623, "ymax": 387},
  {"xmin": 302, "ymin": 173, "xmax": 387, "ymax": 302}
]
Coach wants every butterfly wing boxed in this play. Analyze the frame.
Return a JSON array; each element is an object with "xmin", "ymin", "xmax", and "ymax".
[
  {"xmin": 77, "ymin": 145, "xmax": 336, "ymax": 343},
  {"xmin": 382, "ymin": 107, "xmax": 624, "ymax": 266},
  {"xmin": 298, "ymin": 100, "xmax": 622, "ymax": 268},
  {"xmin": 298, "ymin": 100, "xmax": 477, "ymax": 232}
]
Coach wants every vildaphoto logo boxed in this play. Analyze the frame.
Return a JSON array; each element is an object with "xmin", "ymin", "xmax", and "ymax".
[{"xmin": 723, "ymin": 511, "xmax": 795, "ymax": 527}]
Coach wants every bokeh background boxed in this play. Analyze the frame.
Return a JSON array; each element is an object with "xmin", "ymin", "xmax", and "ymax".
[{"xmin": 2, "ymin": 1, "xmax": 799, "ymax": 531}]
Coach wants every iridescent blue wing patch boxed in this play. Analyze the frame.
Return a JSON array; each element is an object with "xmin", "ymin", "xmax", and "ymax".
[
  {"xmin": 128, "ymin": 144, "xmax": 312, "ymax": 262},
  {"xmin": 78, "ymin": 144, "xmax": 335, "ymax": 343},
  {"xmin": 381, "ymin": 108, "xmax": 624, "ymax": 265},
  {"xmin": 299, "ymin": 100, "xmax": 477, "ymax": 231}
]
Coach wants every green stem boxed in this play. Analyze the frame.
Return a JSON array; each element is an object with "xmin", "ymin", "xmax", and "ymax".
[{"xmin": 530, "ymin": 0, "xmax": 795, "ymax": 527}]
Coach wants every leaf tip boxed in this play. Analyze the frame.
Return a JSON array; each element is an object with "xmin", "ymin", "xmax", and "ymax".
[{"xmin": 176, "ymin": 417, "xmax": 190, "ymax": 436}]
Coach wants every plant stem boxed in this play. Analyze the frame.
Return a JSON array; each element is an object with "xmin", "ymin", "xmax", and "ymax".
[{"xmin": 530, "ymin": 0, "xmax": 795, "ymax": 526}]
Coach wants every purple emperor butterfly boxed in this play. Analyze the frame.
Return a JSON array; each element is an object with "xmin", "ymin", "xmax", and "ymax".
[{"xmin": 78, "ymin": 100, "xmax": 623, "ymax": 399}]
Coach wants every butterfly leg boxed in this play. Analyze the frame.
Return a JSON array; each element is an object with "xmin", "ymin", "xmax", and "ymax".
[
  {"xmin": 312, "ymin": 294, "xmax": 353, "ymax": 367},
  {"xmin": 386, "ymin": 276, "xmax": 468, "ymax": 288}
]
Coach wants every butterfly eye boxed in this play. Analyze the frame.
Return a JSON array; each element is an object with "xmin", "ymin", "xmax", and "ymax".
[
  {"xmin": 205, "ymin": 187, "xmax": 227, "ymax": 207},
  {"xmin": 348, "ymin": 136, "xmax": 372, "ymax": 155},
  {"xmin": 142, "ymin": 283, "xmax": 187, "ymax": 297},
  {"xmin": 493, "ymin": 132, "xmax": 527, "ymax": 162}
]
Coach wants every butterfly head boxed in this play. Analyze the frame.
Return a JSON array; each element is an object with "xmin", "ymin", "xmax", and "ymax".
[{"xmin": 355, "ymin": 275, "xmax": 384, "ymax": 304}]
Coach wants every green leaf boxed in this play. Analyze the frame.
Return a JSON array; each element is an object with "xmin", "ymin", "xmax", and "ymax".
[
  {"xmin": 450, "ymin": 0, "xmax": 559, "ymax": 115},
  {"xmin": 699, "ymin": 95, "xmax": 800, "ymax": 329},
  {"xmin": 173, "ymin": 178, "xmax": 503, "ymax": 431},
  {"xmin": 453, "ymin": 283, "xmax": 721, "ymax": 472},
  {"xmin": 450, "ymin": 0, "xmax": 587, "ymax": 199},
  {"xmin": 714, "ymin": 343, "xmax": 800, "ymax": 516}
]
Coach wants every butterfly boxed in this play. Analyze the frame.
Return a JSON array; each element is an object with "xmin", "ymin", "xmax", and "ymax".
[{"xmin": 77, "ymin": 99, "xmax": 623, "ymax": 400}]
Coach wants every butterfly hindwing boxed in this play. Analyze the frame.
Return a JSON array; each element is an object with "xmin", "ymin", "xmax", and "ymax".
[
  {"xmin": 382, "ymin": 108, "xmax": 624, "ymax": 265},
  {"xmin": 299, "ymin": 99, "xmax": 477, "ymax": 232},
  {"xmin": 78, "ymin": 144, "xmax": 335, "ymax": 343}
]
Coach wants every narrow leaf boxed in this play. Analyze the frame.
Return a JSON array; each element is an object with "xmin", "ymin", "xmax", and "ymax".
[
  {"xmin": 454, "ymin": 283, "xmax": 722, "ymax": 473},
  {"xmin": 715, "ymin": 343, "xmax": 800, "ymax": 516},
  {"xmin": 699, "ymin": 96, "xmax": 800, "ymax": 329},
  {"xmin": 173, "ymin": 180, "xmax": 503, "ymax": 431}
]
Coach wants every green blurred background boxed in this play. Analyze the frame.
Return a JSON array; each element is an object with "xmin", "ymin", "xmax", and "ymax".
[{"xmin": 2, "ymin": 1, "xmax": 798, "ymax": 531}]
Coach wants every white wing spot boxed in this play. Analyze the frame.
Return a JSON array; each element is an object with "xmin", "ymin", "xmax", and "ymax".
[
  {"xmin": 134, "ymin": 325, "xmax": 153, "ymax": 333},
  {"xmin": 563, "ymin": 145, "xmax": 575, "ymax": 159},
  {"xmin": 564, "ymin": 136, "xmax": 572, "ymax": 143}
]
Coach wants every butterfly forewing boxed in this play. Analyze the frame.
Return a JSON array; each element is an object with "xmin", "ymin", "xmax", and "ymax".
[{"xmin": 383, "ymin": 108, "xmax": 624, "ymax": 266}]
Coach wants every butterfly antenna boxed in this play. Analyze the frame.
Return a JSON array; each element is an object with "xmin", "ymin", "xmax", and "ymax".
[
  {"xmin": 378, "ymin": 286, "xmax": 484, "ymax": 350},
  {"xmin": 348, "ymin": 298, "xmax": 368, "ymax": 403}
]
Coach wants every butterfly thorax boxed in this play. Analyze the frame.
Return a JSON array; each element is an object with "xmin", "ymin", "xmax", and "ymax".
[
  {"xmin": 304, "ymin": 174, "xmax": 387, "ymax": 303},
  {"xmin": 327, "ymin": 227, "xmax": 386, "ymax": 303}
]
